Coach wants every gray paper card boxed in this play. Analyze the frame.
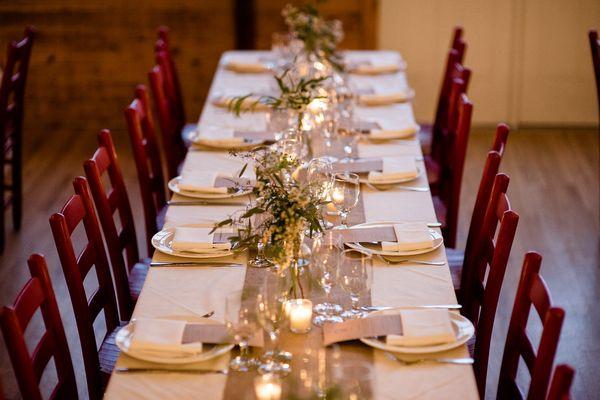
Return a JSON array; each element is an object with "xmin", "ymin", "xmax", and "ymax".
[
  {"xmin": 182, "ymin": 323, "xmax": 264, "ymax": 347},
  {"xmin": 331, "ymin": 158, "xmax": 383, "ymax": 174},
  {"xmin": 214, "ymin": 175, "xmax": 255, "ymax": 188},
  {"xmin": 322, "ymin": 314, "xmax": 403, "ymax": 346},
  {"xmin": 331, "ymin": 226, "xmax": 397, "ymax": 243}
]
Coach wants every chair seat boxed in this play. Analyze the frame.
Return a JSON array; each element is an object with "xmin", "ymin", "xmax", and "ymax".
[
  {"xmin": 99, "ymin": 324, "xmax": 125, "ymax": 390},
  {"xmin": 432, "ymin": 195, "xmax": 448, "ymax": 229},
  {"xmin": 128, "ymin": 260, "xmax": 150, "ymax": 302},
  {"xmin": 181, "ymin": 122, "xmax": 198, "ymax": 147},
  {"xmin": 446, "ymin": 248, "xmax": 464, "ymax": 291},
  {"xmin": 424, "ymin": 155, "xmax": 441, "ymax": 189},
  {"xmin": 156, "ymin": 204, "xmax": 167, "ymax": 232},
  {"xmin": 467, "ymin": 332, "xmax": 476, "ymax": 357},
  {"xmin": 418, "ymin": 124, "xmax": 433, "ymax": 155}
]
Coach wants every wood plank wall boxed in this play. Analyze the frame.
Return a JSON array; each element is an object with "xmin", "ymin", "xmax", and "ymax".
[{"xmin": 0, "ymin": 0, "xmax": 236, "ymax": 147}]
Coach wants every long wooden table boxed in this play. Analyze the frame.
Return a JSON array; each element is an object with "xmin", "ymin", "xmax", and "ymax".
[{"xmin": 104, "ymin": 50, "xmax": 479, "ymax": 399}]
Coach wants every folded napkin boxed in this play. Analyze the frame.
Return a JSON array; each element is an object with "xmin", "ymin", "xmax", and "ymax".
[
  {"xmin": 192, "ymin": 128, "xmax": 245, "ymax": 148},
  {"xmin": 350, "ymin": 64, "xmax": 401, "ymax": 75},
  {"xmin": 367, "ymin": 123, "xmax": 419, "ymax": 140},
  {"xmin": 381, "ymin": 222, "xmax": 433, "ymax": 252},
  {"xmin": 171, "ymin": 227, "xmax": 231, "ymax": 253},
  {"xmin": 387, "ymin": 309, "xmax": 455, "ymax": 347},
  {"xmin": 224, "ymin": 61, "xmax": 271, "ymax": 73},
  {"xmin": 129, "ymin": 318, "xmax": 203, "ymax": 354},
  {"xmin": 358, "ymin": 90, "xmax": 415, "ymax": 106},
  {"xmin": 212, "ymin": 95, "xmax": 271, "ymax": 112},
  {"xmin": 368, "ymin": 157, "xmax": 418, "ymax": 185},
  {"xmin": 178, "ymin": 172, "xmax": 229, "ymax": 194}
]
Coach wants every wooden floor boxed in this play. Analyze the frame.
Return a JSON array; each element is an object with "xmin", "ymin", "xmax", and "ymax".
[{"xmin": 0, "ymin": 127, "xmax": 598, "ymax": 399}]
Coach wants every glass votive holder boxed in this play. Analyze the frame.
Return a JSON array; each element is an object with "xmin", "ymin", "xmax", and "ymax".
[
  {"xmin": 254, "ymin": 373, "xmax": 282, "ymax": 400},
  {"xmin": 285, "ymin": 299, "xmax": 313, "ymax": 333}
]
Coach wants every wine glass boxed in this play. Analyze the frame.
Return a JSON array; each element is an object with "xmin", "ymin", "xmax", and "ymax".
[
  {"xmin": 225, "ymin": 291, "xmax": 260, "ymax": 371},
  {"xmin": 331, "ymin": 173, "xmax": 360, "ymax": 228},
  {"xmin": 306, "ymin": 157, "xmax": 335, "ymax": 230},
  {"xmin": 337, "ymin": 128, "xmax": 360, "ymax": 162},
  {"xmin": 339, "ymin": 250, "xmax": 373, "ymax": 319},
  {"xmin": 311, "ymin": 232, "xmax": 344, "ymax": 325},
  {"xmin": 256, "ymin": 271, "xmax": 292, "ymax": 375}
]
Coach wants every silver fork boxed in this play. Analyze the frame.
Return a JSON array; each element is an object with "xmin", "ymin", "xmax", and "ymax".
[
  {"xmin": 378, "ymin": 255, "xmax": 445, "ymax": 266},
  {"xmin": 385, "ymin": 352, "xmax": 473, "ymax": 366}
]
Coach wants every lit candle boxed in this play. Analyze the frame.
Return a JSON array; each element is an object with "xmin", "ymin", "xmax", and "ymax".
[
  {"xmin": 254, "ymin": 374, "xmax": 282, "ymax": 400},
  {"xmin": 285, "ymin": 299, "xmax": 313, "ymax": 333}
]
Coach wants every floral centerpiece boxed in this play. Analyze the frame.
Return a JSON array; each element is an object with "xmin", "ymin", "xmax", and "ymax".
[
  {"xmin": 212, "ymin": 146, "xmax": 326, "ymax": 298},
  {"xmin": 282, "ymin": 3, "xmax": 345, "ymax": 72}
]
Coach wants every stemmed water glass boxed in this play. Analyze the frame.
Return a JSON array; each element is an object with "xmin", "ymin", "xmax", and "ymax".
[
  {"xmin": 306, "ymin": 157, "xmax": 335, "ymax": 230},
  {"xmin": 339, "ymin": 250, "xmax": 373, "ymax": 319},
  {"xmin": 225, "ymin": 291, "xmax": 260, "ymax": 371},
  {"xmin": 256, "ymin": 270, "xmax": 292, "ymax": 375},
  {"xmin": 331, "ymin": 173, "xmax": 360, "ymax": 228},
  {"xmin": 311, "ymin": 231, "xmax": 344, "ymax": 325}
]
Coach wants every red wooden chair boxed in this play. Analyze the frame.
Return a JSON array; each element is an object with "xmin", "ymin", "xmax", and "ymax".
[
  {"xmin": 155, "ymin": 27, "xmax": 197, "ymax": 145},
  {"xmin": 84, "ymin": 129, "xmax": 150, "ymax": 320},
  {"xmin": 148, "ymin": 62, "xmax": 186, "ymax": 179},
  {"xmin": 0, "ymin": 26, "xmax": 35, "ymax": 253},
  {"xmin": 460, "ymin": 173, "xmax": 519, "ymax": 397},
  {"xmin": 124, "ymin": 85, "xmax": 167, "ymax": 255},
  {"xmin": 420, "ymin": 26, "xmax": 466, "ymax": 154},
  {"xmin": 546, "ymin": 364, "xmax": 574, "ymax": 400},
  {"xmin": 589, "ymin": 30, "xmax": 600, "ymax": 121},
  {"xmin": 0, "ymin": 254, "xmax": 78, "ymax": 400},
  {"xmin": 447, "ymin": 123, "xmax": 510, "ymax": 294},
  {"xmin": 428, "ymin": 83, "xmax": 472, "ymax": 248},
  {"xmin": 49, "ymin": 177, "xmax": 121, "ymax": 400},
  {"xmin": 497, "ymin": 252, "xmax": 566, "ymax": 400}
]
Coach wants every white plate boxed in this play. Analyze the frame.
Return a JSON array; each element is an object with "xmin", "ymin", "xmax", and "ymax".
[
  {"xmin": 151, "ymin": 223, "xmax": 235, "ymax": 259},
  {"xmin": 360, "ymin": 309, "xmax": 474, "ymax": 354},
  {"xmin": 359, "ymin": 167, "xmax": 422, "ymax": 185},
  {"xmin": 345, "ymin": 221, "xmax": 443, "ymax": 256},
  {"xmin": 168, "ymin": 176, "xmax": 253, "ymax": 200},
  {"xmin": 115, "ymin": 322, "xmax": 234, "ymax": 364},
  {"xmin": 189, "ymin": 131, "xmax": 265, "ymax": 151}
]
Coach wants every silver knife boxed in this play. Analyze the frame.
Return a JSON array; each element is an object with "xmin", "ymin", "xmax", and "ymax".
[
  {"xmin": 149, "ymin": 262, "xmax": 244, "ymax": 267},
  {"xmin": 115, "ymin": 367, "xmax": 228, "ymax": 375},
  {"xmin": 360, "ymin": 304, "xmax": 462, "ymax": 311}
]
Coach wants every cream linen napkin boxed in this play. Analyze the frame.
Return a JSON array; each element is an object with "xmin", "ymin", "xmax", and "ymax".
[
  {"xmin": 192, "ymin": 128, "xmax": 245, "ymax": 148},
  {"xmin": 129, "ymin": 318, "xmax": 203, "ymax": 354},
  {"xmin": 381, "ymin": 222, "xmax": 433, "ymax": 252},
  {"xmin": 359, "ymin": 89, "xmax": 415, "ymax": 106},
  {"xmin": 387, "ymin": 309, "xmax": 456, "ymax": 346},
  {"xmin": 171, "ymin": 227, "xmax": 231, "ymax": 253},
  {"xmin": 368, "ymin": 123, "xmax": 420, "ymax": 140},
  {"xmin": 178, "ymin": 172, "xmax": 228, "ymax": 194},
  {"xmin": 368, "ymin": 157, "xmax": 418, "ymax": 185},
  {"xmin": 224, "ymin": 60, "xmax": 271, "ymax": 73},
  {"xmin": 350, "ymin": 64, "xmax": 401, "ymax": 75},
  {"xmin": 212, "ymin": 95, "xmax": 271, "ymax": 111}
]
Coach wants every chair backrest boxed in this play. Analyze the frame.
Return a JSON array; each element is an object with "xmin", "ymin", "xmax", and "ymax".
[
  {"xmin": 462, "ymin": 173, "xmax": 519, "ymax": 397},
  {"xmin": 84, "ymin": 129, "xmax": 139, "ymax": 320},
  {"xmin": 546, "ymin": 364, "xmax": 574, "ymax": 400},
  {"xmin": 49, "ymin": 177, "xmax": 119, "ymax": 400},
  {"xmin": 497, "ymin": 252, "xmax": 566, "ymax": 400},
  {"xmin": 0, "ymin": 26, "xmax": 35, "ymax": 140},
  {"xmin": 148, "ymin": 63, "xmax": 186, "ymax": 179},
  {"xmin": 155, "ymin": 26, "xmax": 186, "ymax": 127},
  {"xmin": 589, "ymin": 30, "xmax": 600, "ymax": 120},
  {"xmin": 458, "ymin": 124, "xmax": 510, "ymax": 300},
  {"xmin": 0, "ymin": 254, "xmax": 78, "ymax": 400},
  {"xmin": 125, "ymin": 85, "xmax": 167, "ymax": 255}
]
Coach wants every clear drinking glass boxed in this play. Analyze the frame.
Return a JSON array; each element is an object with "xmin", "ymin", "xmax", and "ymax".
[
  {"xmin": 337, "ymin": 128, "xmax": 360, "ymax": 162},
  {"xmin": 225, "ymin": 291, "xmax": 260, "ymax": 371},
  {"xmin": 331, "ymin": 173, "xmax": 360, "ymax": 228},
  {"xmin": 306, "ymin": 157, "xmax": 335, "ymax": 230},
  {"xmin": 340, "ymin": 250, "xmax": 373, "ymax": 319},
  {"xmin": 256, "ymin": 271, "xmax": 292, "ymax": 375},
  {"xmin": 311, "ymin": 231, "xmax": 344, "ymax": 325}
]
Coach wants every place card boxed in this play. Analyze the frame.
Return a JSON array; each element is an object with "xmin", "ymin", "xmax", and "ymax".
[
  {"xmin": 331, "ymin": 157, "xmax": 383, "ymax": 174},
  {"xmin": 354, "ymin": 120, "xmax": 381, "ymax": 132},
  {"xmin": 182, "ymin": 323, "xmax": 264, "ymax": 347},
  {"xmin": 233, "ymin": 130, "xmax": 276, "ymax": 141},
  {"xmin": 322, "ymin": 314, "xmax": 403, "ymax": 346},
  {"xmin": 330, "ymin": 225, "xmax": 397, "ymax": 243},
  {"xmin": 214, "ymin": 175, "xmax": 255, "ymax": 188}
]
